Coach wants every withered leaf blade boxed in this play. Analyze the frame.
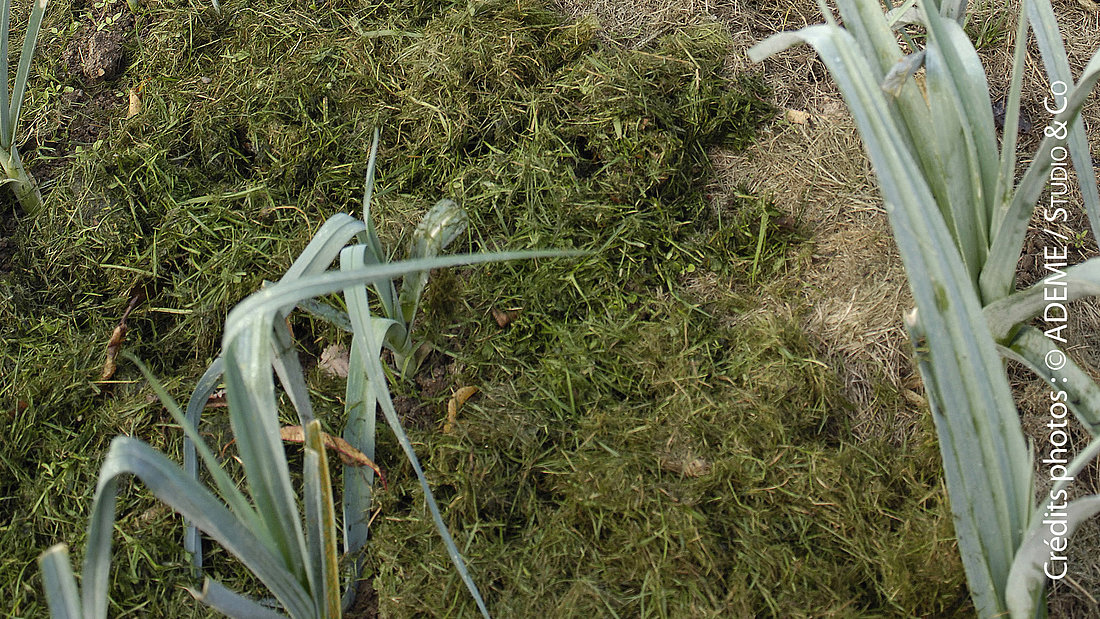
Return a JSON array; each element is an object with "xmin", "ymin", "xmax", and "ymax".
[
  {"xmin": 491, "ymin": 308, "xmax": 519, "ymax": 328},
  {"xmin": 99, "ymin": 324, "xmax": 128, "ymax": 381},
  {"xmin": 444, "ymin": 386, "xmax": 479, "ymax": 434},
  {"xmin": 280, "ymin": 425, "xmax": 386, "ymax": 488},
  {"xmin": 785, "ymin": 108, "xmax": 811, "ymax": 125},
  {"xmin": 127, "ymin": 88, "xmax": 141, "ymax": 118},
  {"xmin": 99, "ymin": 294, "xmax": 144, "ymax": 381},
  {"xmin": 318, "ymin": 343, "xmax": 350, "ymax": 378}
]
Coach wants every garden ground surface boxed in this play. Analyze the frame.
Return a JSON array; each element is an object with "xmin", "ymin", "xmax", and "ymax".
[{"xmin": 2, "ymin": 0, "xmax": 1100, "ymax": 616}]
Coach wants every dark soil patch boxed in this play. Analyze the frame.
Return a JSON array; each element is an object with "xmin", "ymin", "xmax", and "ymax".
[
  {"xmin": 60, "ymin": 87, "xmax": 123, "ymax": 144},
  {"xmin": 345, "ymin": 579, "xmax": 379, "ymax": 619},
  {"xmin": 0, "ymin": 211, "xmax": 15, "ymax": 272},
  {"xmin": 391, "ymin": 351, "xmax": 461, "ymax": 431},
  {"xmin": 25, "ymin": 0, "xmax": 135, "ymax": 187},
  {"xmin": 24, "ymin": 85, "xmax": 125, "ymax": 192}
]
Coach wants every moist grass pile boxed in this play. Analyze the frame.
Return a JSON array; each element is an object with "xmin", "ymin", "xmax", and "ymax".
[{"xmin": 2, "ymin": 0, "xmax": 968, "ymax": 614}]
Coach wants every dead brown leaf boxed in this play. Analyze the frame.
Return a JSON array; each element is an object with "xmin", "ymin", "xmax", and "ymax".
[
  {"xmin": 491, "ymin": 308, "xmax": 519, "ymax": 328},
  {"xmin": 319, "ymin": 343, "xmax": 350, "ymax": 378},
  {"xmin": 444, "ymin": 386, "xmax": 479, "ymax": 434},
  {"xmin": 99, "ymin": 293, "xmax": 144, "ymax": 381},
  {"xmin": 99, "ymin": 323, "xmax": 128, "ymax": 381},
  {"xmin": 785, "ymin": 108, "xmax": 812, "ymax": 125},
  {"xmin": 127, "ymin": 88, "xmax": 141, "ymax": 118},
  {"xmin": 902, "ymin": 389, "xmax": 925, "ymax": 407},
  {"xmin": 280, "ymin": 425, "xmax": 386, "ymax": 488},
  {"xmin": 5, "ymin": 400, "xmax": 29, "ymax": 419}
]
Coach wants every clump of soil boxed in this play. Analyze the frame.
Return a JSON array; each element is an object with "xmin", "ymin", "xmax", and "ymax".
[
  {"xmin": 62, "ymin": 0, "xmax": 134, "ymax": 83},
  {"xmin": 81, "ymin": 27, "xmax": 125, "ymax": 81},
  {"xmin": 59, "ymin": 87, "xmax": 123, "ymax": 143}
]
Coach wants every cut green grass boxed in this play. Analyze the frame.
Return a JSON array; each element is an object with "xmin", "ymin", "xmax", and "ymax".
[
  {"xmin": 366, "ymin": 303, "xmax": 968, "ymax": 616},
  {"xmin": 2, "ymin": 0, "xmax": 972, "ymax": 614}
]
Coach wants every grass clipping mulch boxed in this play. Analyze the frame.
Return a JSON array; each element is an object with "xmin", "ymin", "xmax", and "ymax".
[
  {"xmin": 383, "ymin": 2, "xmax": 765, "ymax": 214},
  {"xmin": 3, "ymin": 0, "xmax": 970, "ymax": 615}
]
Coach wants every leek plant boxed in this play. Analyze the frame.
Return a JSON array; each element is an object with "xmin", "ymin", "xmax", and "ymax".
[
  {"xmin": 38, "ymin": 132, "xmax": 566, "ymax": 617},
  {"xmin": 0, "ymin": 0, "xmax": 45, "ymax": 215},
  {"xmin": 751, "ymin": 1, "xmax": 1100, "ymax": 616}
]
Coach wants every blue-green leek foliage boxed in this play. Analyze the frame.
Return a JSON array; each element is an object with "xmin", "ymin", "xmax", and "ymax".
[
  {"xmin": 38, "ymin": 131, "xmax": 573, "ymax": 617},
  {"xmin": 751, "ymin": 0, "xmax": 1100, "ymax": 616},
  {"xmin": 0, "ymin": 0, "xmax": 46, "ymax": 214}
]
